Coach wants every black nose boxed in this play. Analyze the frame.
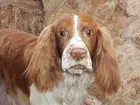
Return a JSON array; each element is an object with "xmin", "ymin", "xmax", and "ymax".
[{"xmin": 70, "ymin": 47, "xmax": 87, "ymax": 60}]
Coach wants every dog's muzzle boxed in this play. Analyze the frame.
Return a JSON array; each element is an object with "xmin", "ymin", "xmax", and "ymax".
[{"xmin": 62, "ymin": 35, "xmax": 93, "ymax": 75}]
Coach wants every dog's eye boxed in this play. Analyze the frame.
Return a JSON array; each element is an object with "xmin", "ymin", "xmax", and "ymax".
[
  {"xmin": 83, "ymin": 28, "xmax": 92, "ymax": 37},
  {"xmin": 58, "ymin": 30, "xmax": 68, "ymax": 37}
]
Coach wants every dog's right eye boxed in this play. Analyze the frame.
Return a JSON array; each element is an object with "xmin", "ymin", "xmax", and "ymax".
[
  {"xmin": 58, "ymin": 30, "xmax": 68, "ymax": 37},
  {"xmin": 83, "ymin": 28, "xmax": 92, "ymax": 37}
]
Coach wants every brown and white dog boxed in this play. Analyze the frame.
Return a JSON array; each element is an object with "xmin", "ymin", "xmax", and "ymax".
[{"xmin": 0, "ymin": 14, "xmax": 120, "ymax": 105}]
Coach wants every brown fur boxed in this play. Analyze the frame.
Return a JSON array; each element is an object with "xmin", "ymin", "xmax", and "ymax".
[
  {"xmin": 92, "ymin": 27, "xmax": 120, "ymax": 94},
  {"xmin": 0, "ymin": 14, "xmax": 120, "ymax": 104},
  {"xmin": 26, "ymin": 25, "xmax": 62, "ymax": 92},
  {"xmin": 0, "ymin": 29, "xmax": 37, "ymax": 96}
]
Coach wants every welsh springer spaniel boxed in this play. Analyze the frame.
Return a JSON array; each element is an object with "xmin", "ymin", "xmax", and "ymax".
[{"xmin": 0, "ymin": 14, "xmax": 120, "ymax": 105}]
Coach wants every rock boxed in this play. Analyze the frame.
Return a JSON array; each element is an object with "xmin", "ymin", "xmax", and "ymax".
[
  {"xmin": 117, "ymin": 0, "xmax": 140, "ymax": 16},
  {"xmin": 0, "ymin": 0, "xmax": 44, "ymax": 35},
  {"xmin": 0, "ymin": 0, "xmax": 12, "ymax": 7},
  {"xmin": 132, "ymin": 34, "xmax": 140, "ymax": 49},
  {"xmin": 121, "ymin": 18, "xmax": 140, "ymax": 48},
  {"xmin": 95, "ymin": 1, "xmax": 117, "ymax": 20}
]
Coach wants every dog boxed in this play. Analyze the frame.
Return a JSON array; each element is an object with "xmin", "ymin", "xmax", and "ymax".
[{"xmin": 0, "ymin": 14, "xmax": 120, "ymax": 105}]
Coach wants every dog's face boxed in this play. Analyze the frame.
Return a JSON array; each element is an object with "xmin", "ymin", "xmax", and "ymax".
[
  {"xmin": 27, "ymin": 14, "xmax": 120, "ymax": 94},
  {"xmin": 54, "ymin": 14, "xmax": 97, "ymax": 75}
]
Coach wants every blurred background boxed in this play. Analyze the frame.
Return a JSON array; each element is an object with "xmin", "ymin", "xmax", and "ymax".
[{"xmin": 0, "ymin": 0, "xmax": 140, "ymax": 105}]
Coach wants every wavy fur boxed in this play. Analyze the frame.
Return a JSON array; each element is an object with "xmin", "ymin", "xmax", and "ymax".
[
  {"xmin": 26, "ymin": 25, "xmax": 62, "ymax": 91},
  {"xmin": 92, "ymin": 27, "xmax": 120, "ymax": 94}
]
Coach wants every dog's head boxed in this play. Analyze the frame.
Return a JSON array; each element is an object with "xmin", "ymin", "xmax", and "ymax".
[{"xmin": 27, "ymin": 14, "xmax": 120, "ymax": 94}]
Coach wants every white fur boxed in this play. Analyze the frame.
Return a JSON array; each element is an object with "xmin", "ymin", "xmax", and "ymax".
[
  {"xmin": 30, "ymin": 73, "xmax": 94, "ymax": 105},
  {"xmin": 30, "ymin": 85, "xmax": 60, "ymax": 105},
  {"xmin": 6, "ymin": 87, "xmax": 30, "ymax": 105},
  {"xmin": 1, "ymin": 74, "xmax": 30, "ymax": 105},
  {"xmin": 74, "ymin": 15, "xmax": 78, "ymax": 37},
  {"xmin": 6, "ymin": 94, "xmax": 17, "ymax": 105}
]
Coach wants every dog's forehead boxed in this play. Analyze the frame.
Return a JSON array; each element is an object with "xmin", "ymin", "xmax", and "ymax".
[
  {"xmin": 78, "ymin": 14, "xmax": 98, "ymax": 28},
  {"xmin": 55, "ymin": 14, "xmax": 74, "ymax": 26},
  {"xmin": 78, "ymin": 15, "xmax": 95, "ymax": 23},
  {"xmin": 55, "ymin": 14, "xmax": 97, "ymax": 27}
]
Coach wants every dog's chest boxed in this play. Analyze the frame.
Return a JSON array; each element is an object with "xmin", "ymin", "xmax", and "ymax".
[
  {"xmin": 30, "ymin": 86, "xmax": 61, "ymax": 105},
  {"xmin": 30, "ymin": 74, "xmax": 93, "ymax": 105}
]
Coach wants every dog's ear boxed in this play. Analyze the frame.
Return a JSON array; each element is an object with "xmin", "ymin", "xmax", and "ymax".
[
  {"xmin": 92, "ymin": 27, "xmax": 120, "ymax": 94},
  {"xmin": 26, "ymin": 25, "xmax": 62, "ymax": 91}
]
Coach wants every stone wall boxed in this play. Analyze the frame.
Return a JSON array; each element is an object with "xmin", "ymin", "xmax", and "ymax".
[
  {"xmin": 0, "ymin": 0, "xmax": 140, "ymax": 105},
  {"xmin": 0, "ymin": 0, "xmax": 44, "ymax": 35}
]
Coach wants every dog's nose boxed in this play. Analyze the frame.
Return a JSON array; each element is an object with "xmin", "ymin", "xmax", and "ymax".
[{"xmin": 70, "ymin": 47, "xmax": 87, "ymax": 60}]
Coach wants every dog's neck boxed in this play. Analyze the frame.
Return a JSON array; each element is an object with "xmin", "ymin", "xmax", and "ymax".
[{"xmin": 30, "ymin": 72, "xmax": 94, "ymax": 105}]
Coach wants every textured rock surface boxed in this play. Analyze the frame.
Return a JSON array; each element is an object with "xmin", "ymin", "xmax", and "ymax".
[
  {"xmin": 0, "ymin": 0, "xmax": 140, "ymax": 105},
  {"xmin": 0, "ymin": 0, "xmax": 44, "ymax": 35},
  {"xmin": 117, "ymin": 0, "xmax": 140, "ymax": 16}
]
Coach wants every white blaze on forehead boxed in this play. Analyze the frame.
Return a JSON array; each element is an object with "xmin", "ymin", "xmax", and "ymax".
[
  {"xmin": 61, "ymin": 15, "xmax": 93, "ymax": 74},
  {"xmin": 74, "ymin": 15, "xmax": 79, "ymax": 37}
]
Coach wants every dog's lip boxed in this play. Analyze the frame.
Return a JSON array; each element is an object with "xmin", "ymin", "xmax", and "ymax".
[
  {"xmin": 64, "ymin": 64, "xmax": 88, "ymax": 75},
  {"xmin": 70, "ymin": 64, "xmax": 87, "ymax": 70}
]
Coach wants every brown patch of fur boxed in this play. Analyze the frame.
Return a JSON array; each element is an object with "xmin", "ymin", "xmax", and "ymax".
[
  {"xmin": 0, "ymin": 27, "xmax": 62, "ymax": 95},
  {"xmin": 0, "ymin": 29, "xmax": 37, "ymax": 96},
  {"xmin": 79, "ymin": 14, "xmax": 98, "ymax": 30},
  {"xmin": 92, "ymin": 27, "xmax": 120, "ymax": 94},
  {"xmin": 26, "ymin": 25, "xmax": 62, "ymax": 92}
]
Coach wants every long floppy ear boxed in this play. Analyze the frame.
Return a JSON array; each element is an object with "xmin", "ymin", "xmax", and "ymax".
[
  {"xmin": 92, "ymin": 27, "xmax": 120, "ymax": 94},
  {"xmin": 26, "ymin": 25, "xmax": 62, "ymax": 91}
]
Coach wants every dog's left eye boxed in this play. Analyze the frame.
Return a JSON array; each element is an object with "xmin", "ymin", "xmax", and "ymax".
[
  {"xmin": 83, "ymin": 28, "xmax": 92, "ymax": 37},
  {"xmin": 58, "ymin": 30, "xmax": 68, "ymax": 37}
]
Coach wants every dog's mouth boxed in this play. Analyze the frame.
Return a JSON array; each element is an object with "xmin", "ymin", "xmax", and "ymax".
[{"xmin": 66, "ymin": 64, "xmax": 88, "ymax": 75}]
